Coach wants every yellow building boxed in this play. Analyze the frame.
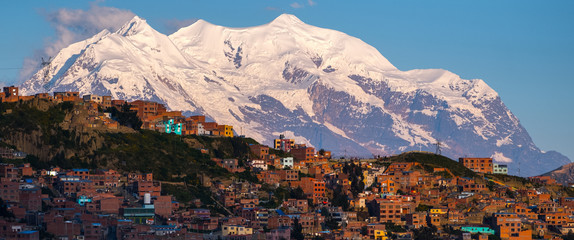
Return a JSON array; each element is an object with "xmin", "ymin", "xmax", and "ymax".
[
  {"xmin": 216, "ymin": 125, "xmax": 234, "ymax": 137},
  {"xmin": 430, "ymin": 208, "xmax": 448, "ymax": 214},
  {"xmin": 222, "ymin": 225, "xmax": 253, "ymax": 236},
  {"xmin": 374, "ymin": 229, "xmax": 388, "ymax": 240}
]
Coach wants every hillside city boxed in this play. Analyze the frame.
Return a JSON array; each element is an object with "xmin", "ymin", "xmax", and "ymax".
[{"xmin": 1, "ymin": 86, "xmax": 574, "ymax": 240}]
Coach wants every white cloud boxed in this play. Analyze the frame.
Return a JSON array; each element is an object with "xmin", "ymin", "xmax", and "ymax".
[
  {"xmin": 42, "ymin": 3, "xmax": 135, "ymax": 56},
  {"xmin": 491, "ymin": 151, "xmax": 513, "ymax": 163},
  {"xmin": 308, "ymin": 0, "xmax": 317, "ymax": 6},
  {"xmin": 19, "ymin": 2, "xmax": 134, "ymax": 82},
  {"xmin": 290, "ymin": 2, "xmax": 304, "ymax": 9}
]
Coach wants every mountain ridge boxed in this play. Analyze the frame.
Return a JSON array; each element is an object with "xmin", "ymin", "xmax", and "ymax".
[{"xmin": 19, "ymin": 14, "xmax": 570, "ymax": 176}]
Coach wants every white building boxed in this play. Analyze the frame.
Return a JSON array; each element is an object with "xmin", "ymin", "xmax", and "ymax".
[
  {"xmin": 83, "ymin": 94, "xmax": 102, "ymax": 103},
  {"xmin": 280, "ymin": 157, "xmax": 294, "ymax": 169},
  {"xmin": 493, "ymin": 163, "xmax": 508, "ymax": 175},
  {"xmin": 250, "ymin": 159, "xmax": 268, "ymax": 171}
]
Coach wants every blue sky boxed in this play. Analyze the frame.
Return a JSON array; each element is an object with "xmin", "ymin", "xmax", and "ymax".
[{"xmin": 1, "ymin": 0, "xmax": 573, "ymax": 164}]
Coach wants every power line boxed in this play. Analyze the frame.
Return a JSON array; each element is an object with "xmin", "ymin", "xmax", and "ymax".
[{"xmin": 0, "ymin": 67, "xmax": 23, "ymax": 70}]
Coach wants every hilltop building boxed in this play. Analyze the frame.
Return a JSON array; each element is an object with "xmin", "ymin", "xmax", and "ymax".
[
  {"xmin": 493, "ymin": 163, "xmax": 508, "ymax": 175},
  {"xmin": 274, "ymin": 135, "xmax": 295, "ymax": 152},
  {"xmin": 459, "ymin": 158, "xmax": 493, "ymax": 174}
]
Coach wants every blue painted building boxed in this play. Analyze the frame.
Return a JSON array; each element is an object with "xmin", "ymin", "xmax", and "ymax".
[
  {"xmin": 460, "ymin": 226, "xmax": 495, "ymax": 235},
  {"xmin": 164, "ymin": 119, "xmax": 182, "ymax": 135}
]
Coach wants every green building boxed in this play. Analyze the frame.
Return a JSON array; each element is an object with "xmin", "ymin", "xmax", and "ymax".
[{"xmin": 122, "ymin": 205, "xmax": 155, "ymax": 224}]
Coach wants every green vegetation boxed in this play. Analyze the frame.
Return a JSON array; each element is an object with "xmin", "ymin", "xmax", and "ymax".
[
  {"xmin": 291, "ymin": 217, "xmax": 304, "ymax": 240},
  {"xmin": 432, "ymin": 170, "xmax": 453, "ymax": 179},
  {"xmin": 186, "ymin": 135, "xmax": 257, "ymax": 160},
  {"xmin": 484, "ymin": 173, "xmax": 530, "ymax": 185},
  {"xmin": 0, "ymin": 100, "xmax": 69, "ymax": 135},
  {"xmin": 415, "ymin": 204, "xmax": 433, "ymax": 212},
  {"xmin": 386, "ymin": 152, "xmax": 477, "ymax": 178},
  {"xmin": 95, "ymin": 130, "xmax": 218, "ymax": 180},
  {"xmin": 105, "ymin": 103, "xmax": 142, "ymax": 130},
  {"xmin": 269, "ymin": 148, "xmax": 292, "ymax": 158},
  {"xmin": 384, "ymin": 222, "xmax": 407, "ymax": 233}
]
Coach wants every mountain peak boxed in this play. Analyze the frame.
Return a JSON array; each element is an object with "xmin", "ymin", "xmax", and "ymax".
[
  {"xmin": 20, "ymin": 13, "xmax": 571, "ymax": 177},
  {"xmin": 116, "ymin": 16, "xmax": 150, "ymax": 36},
  {"xmin": 270, "ymin": 14, "xmax": 304, "ymax": 26}
]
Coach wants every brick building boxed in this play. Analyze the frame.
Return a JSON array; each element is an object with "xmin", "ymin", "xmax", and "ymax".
[
  {"xmin": 0, "ymin": 178, "xmax": 19, "ymax": 202},
  {"xmin": 459, "ymin": 158, "xmax": 493, "ymax": 174},
  {"xmin": 273, "ymin": 135, "xmax": 295, "ymax": 152},
  {"xmin": 129, "ymin": 100, "xmax": 167, "ymax": 120},
  {"xmin": 54, "ymin": 91, "xmax": 81, "ymax": 102},
  {"xmin": 1, "ymin": 86, "xmax": 19, "ymax": 102},
  {"xmin": 134, "ymin": 180, "xmax": 161, "ymax": 197},
  {"xmin": 291, "ymin": 147, "xmax": 315, "ymax": 163},
  {"xmin": 249, "ymin": 145, "xmax": 269, "ymax": 159},
  {"xmin": 299, "ymin": 177, "xmax": 326, "ymax": 204}
]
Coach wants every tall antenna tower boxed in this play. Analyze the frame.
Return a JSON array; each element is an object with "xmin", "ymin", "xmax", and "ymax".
[{"xmin": 434, "ymin": 140, "xmax": 442, "ymax": 155}]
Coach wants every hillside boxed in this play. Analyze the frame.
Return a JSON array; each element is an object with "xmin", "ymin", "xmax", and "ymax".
[
  {"xmin": 543, "ymin": 162, "xmax": 574, "ymax": 186},
  {"xmin": 0, "ymin": 99, "xmax": 257, "ymax": 182},
  {"xmin": 382, "ymin": 151, "xmax": 477, "ymax": 178}
]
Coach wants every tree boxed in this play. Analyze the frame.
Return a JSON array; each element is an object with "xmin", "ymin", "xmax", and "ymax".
[
  {"xmin": 291, "ymin": 218, "xmax": 304, "ymax": 240},
  {"xmin": 413, "ymin": 226, "xmax": 438, "ymax": 240},
  {"xmin": 415, "ymin": 204, "xmax": 433, "ymax": 212},
  {"xmin": 506, "ymin": 189, "xmax": 515, "ymax": 199},
  {"xmin": 106, "ymin": 103, "xmax": 142, "ymax": 130},
  {"xmin": 320, "ymin": 207, "xmax": 339, "ymax": 230},
  {"xmin": 360, "ymin": 226, "xmax": 368, "ymax": 236},
  {"xmin": 290, "ymin": 187, "xmax": 306, "ymax": 200},
  {"xmin": 0, "ymin": 198, "xmax": 14, "ymax": 219},
  {"xmin": 332, "ymin": 186, "xmax": 350, "ymax": 211}
]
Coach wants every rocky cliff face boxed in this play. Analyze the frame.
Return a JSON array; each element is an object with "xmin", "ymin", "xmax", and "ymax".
[{"xmin": 19, "ymin": 14, "xmax": 570, "ymax": 176}]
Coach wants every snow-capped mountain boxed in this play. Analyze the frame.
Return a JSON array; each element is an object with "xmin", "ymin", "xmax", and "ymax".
[{"xmin": 20, "ymin": 14, "xmax": 570, "ymax": 176}]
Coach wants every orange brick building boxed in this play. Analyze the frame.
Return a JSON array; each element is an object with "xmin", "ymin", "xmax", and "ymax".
[
  {"xmin": 459, "ymin": 158, "xmax": 493, "ymax": 174},
  {"xmin": 134, "ymin": 180, "xmax": 161, "ymax": 197},
  {"xmin": 291, "ymin": 146, "xmax": 315, "ymax": 162},
  {"xmin": 367, "ymin": 198, "xmax": 406, "ymax": 224},
  {"xmin": 54, "ymin": 91, "xmax": 81, "ymax": 102},
  {"xmin": 129, "ymin": 100, "xmax": 167, "ymax": 120},
  {"xmin": 1, "ymin": 86, "xmax": 19, "ymax": 102},
  {"xmin": 154, "ymin": 195, "xmax": 173, "ymax": 217},
  {"xmin": 299, "ymin": 177, "xmax": 326, "ymax": 203},
  {"xmin": 249, "ymin": 145, "xmax": 269, "ymax": 159},
  {"xmin": 493, "ymin": 213, "xmax": 532, "ymax": 240}
]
